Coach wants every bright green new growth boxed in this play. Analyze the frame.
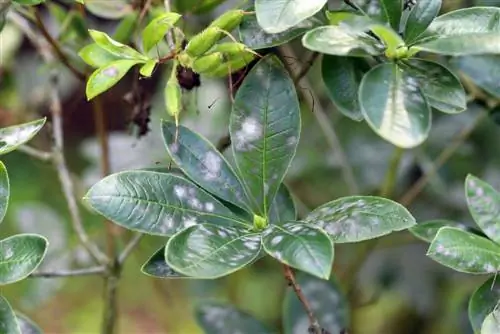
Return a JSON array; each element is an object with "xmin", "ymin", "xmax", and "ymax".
[{"xmin": 253, "ymin": 214, "xmax": 267, "ymax": 230}]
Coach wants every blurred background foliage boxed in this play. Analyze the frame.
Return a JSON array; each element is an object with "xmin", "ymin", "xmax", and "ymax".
[{"xmin": 3, "ymin": 0, "xmax": 500, "ymax": 333}]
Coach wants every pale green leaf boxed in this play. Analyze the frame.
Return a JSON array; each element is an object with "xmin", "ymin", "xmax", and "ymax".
[
  {"xmin": 86, "ymin": 59, "xmax": 142, "ymax": 100},
  {"xmin": 88, "ymin": 29, "xmax": 147, "ymax": 60},
  {"xmin": 255, "ymin": 0, "xmax": 327, "ymax": 34},
  {"xmin": 410, "ymin": 219, "xmax": 484, "ymax": 243},
  {"xmin": 0, "ymin": 296, "xmax": 20, "ymax": 334},
  {"xmin": 142, "ymin": 12, "xmax": 181, "ymax": 53},
  {"xmin": 469, "ymin": 276, "xmax": 500, "ymax": 333},
  {"xmin": 165, "ymin": 224, "xmax": 261, "ymax": 278},
  {"xmin": 78, "ymin": 43, "xmax": 122, "ymax": 68},
  {"xmin": 305, "ymin": 196, "xmax": 416, "ymax": 243},
  {"xmin": 139, "ymin": 60, "xmax": 157, "ymax": 77},
  {"xmin": 0, "ymin": 118, "xmax": 46, "ymax": 156},
  {"xmin": 0, "ymin": 162, "xmax": 8, "ymax": 224},
  {"xmin": 230, "ymin": 55, "xmax": 300, "ymax": 216},
  {"xmin": 262, "ymin": 222, "xmax": 333, "ymax": 279},
  {"xmin": 427, "ymin": 227, "xmax": 500, "ymax": 274},
  {"xmin": 359, "ymin": 62, "xmax": 431, "ymax": 148},
  {"xmin": 12, "ymin": 0, "xmax": 44, "ymax": 5},
  {"xmin": 482, "ymin": 310, "xmax": 500, "ymax": 334}
]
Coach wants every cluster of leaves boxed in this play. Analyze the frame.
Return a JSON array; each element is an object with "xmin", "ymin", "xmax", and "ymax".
[
  {"xmin": 85, "ymin": 55, "xmax": 416, "ymax": 281},
  {"xmin": 410, "ymin": 176, "xmax": 500, "ymax": 333},
  {"xmin": 0, "ymin": 118, "xmax": 48, "ymax": 333}
]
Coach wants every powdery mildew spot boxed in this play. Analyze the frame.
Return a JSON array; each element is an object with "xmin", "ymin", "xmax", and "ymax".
[
  {"xmin": 183, "ymin": 216, "xmax": 197, "ymax": 228},
  {"xmin": 205, "ymin": 202, "xmax": 214, "ymax": 212},
  {"xmin": 202, "ymin": 151, "xmax": 222, "ymax": 180},
  {"xmin": 103, "ymin": 66, "xmax": 119, "ymax": 77},
  {"xmin": 270, "ymin": 235, "xmax": 283, "ymax": 246},
  {"xmin": 174, "ymin": 185, "xmax": 186, "ymax": 199},
  {"xmin": 169, "ymin": 142, "xmax": 179, "ymax": 154},
  {"xmin": 234, "ymin": 117, "xmax": 263, "ymax": 151}
]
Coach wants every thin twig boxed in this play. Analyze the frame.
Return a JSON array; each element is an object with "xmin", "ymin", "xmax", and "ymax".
[
  {"xmin": 292, "ymin": 52, "xmax": 319, "ymax": 86},
  {"xmin": 398, "ymin": 110, "xmax": 487, "ymax": 206},
  {"xmin": 30, "ymin": 266, "xmax": 106, "ymax": 278},
  {"xmin": 278, "ymin": 45, "xmax": 359, "ymax": 195},
  {"xmin": 283, "ymin": 265, "xmax": 324, "ymax": 334},
  {"xmin": 118, "ymin": 234, "xmax": 143, "ymax": 264},
  {"xmin": 17, "ymin": 145, "xmax": 52, "ymax": 162}
]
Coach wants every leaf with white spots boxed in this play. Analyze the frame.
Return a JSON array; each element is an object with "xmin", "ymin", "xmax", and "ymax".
[
  {"xmin": 469, "ymin": 276, "xmax": 500, "ymax": 333},
  {"xmin": 262, "ymin": 222, "xmax": 333, "ymax": 279},
  {"xmin": 359, "ymin": 62, "xmax": 431, "ymax": 148},
  {"xmin": 230, "ymin": 55, "xmax": 300, "ymax": 216},
  {"xmin": 0, "ymin": 296, "xmax": 20, "ymax": 334},
  {"xmin": 16, "ymin": 313, "xmax": 42, "ymax": 334},
  {"xmin": 283, "ymin": 273, "xmax": 349, "ymax": 334},
  {"xmin": 165, "ymin": 224, "xmax": 261, "ymax": 278},
  {"xmin": 409, "ymin": 219, "xmax": 485, "ymax": 243},
  {"xmin": 195, "ymin": 302, "xmax": 274, "ymax": 334},
  {"xmin": 481, "ymin": 310, "xmax": 500, "ymax": 334},
  {"xmin": 268, "ymin": 184, "xmax": 296, "ymax": 225},
  {"xmin": 255, "ymin": 0, "xmax": 327, "ymax": 34},
  {"xmin": 0, "ymin": 234, "xmax": 48, "ymax": 285},
  {"xmin": 466, "ymin": 174, "xmax": 500, "ymax": 244},
  {"xmin": 162, "ymin": 121, "xmax": 253, "ymax": 213},
  {"xmin": 0, "ymin": 118, "xmax": 46, "ymax": 156},
  {"xmin": 0, "ymin": 162, "xmax": 8, "ymax": 224},
  {"xmin": 141, "ymin": 246, "xmax": 189, "ymax": 279},
  {"xmin": 304, "ymin": 196, "xmax": 416, "ymax": 243},
  {"xmin": 427, "ymin": 227, "xmax": 500, "ymax": 274},
  {"xmin": 84, "ymin": 170, "xmax": 249, "ymax": 237},
  {"xmin": 86, "ymin": 59, "xmax": 143, "ymax": 100}
]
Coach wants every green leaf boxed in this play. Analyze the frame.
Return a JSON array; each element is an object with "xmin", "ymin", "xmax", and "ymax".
[
  {"xmin": 262, "ymin": 222, "xmax": 333, "ymax": 279},
  {"xmin": 165, "ymin": 224, "xmax": 261, "ymax": 278},
  {"xmin": 141, "ymin": 246, "xmax": 189, "ymax": 279},
  {"xmin": 238, "ymin": 11, "xmax": 323, "ymax": 50},
  {"xmin": 302, "ymin": 25, "xmax": 384, "ymax": 57},
  {"xmin": 469, "ymin": 276, "xmax": 500, "ymax": 333},
  {"xmin": 283, "ymin": 273, "xmax": 349, "ymax": 334},
  {"xmin": 139, "ymin": 60, "xmax": 157, "ymax": 77},
  {"xmin": 466, "ymin": 174, "xmax": 500, "ymax": 244},
  {"xmin": 78, "ymin": 43, "xmax": 122, "ymax": 68},
  {"xmin": 380, "ymin": 0, "xmax": 402, "ymax": 30},
  {"xmin": 410, "ymin": 219, "xmax": 485, "ymax": 243},
  {"xmin": 482, "ymin": 310, "xmax": 500, "ymax": 334},
  {"xmin": 0, "ymin": 118, "xmax": 46, "ymax": 156},
  {"xmin": 427, "ymin": 227, "xmax": 500, "ymax": 274},
  {"xmin": 359, "ymin": 63, "xmax": 431, "ymax": 148},
  {"xmin": 12, "ymin": 0, "xmax": 44, "ymax": 5},
  {"xmin": 88, "ymin": 29, "xmax": 147, "ymax": 60},
  {"xmin": 0, "ymin": 234, "xmax": 48, "ymax": 285},
  {"xmin": 400, "ymin": 59, "xmax": 466, "ymax": 114},
  {"xmin": 142, "ymin": 12, "xmax": 181, "ymax": 53},
  {"xmin": 112, "ymin": 12, "xmax": 139, "ymax": 44},
  {"xmin": 16, "ymin": 313, "xmax": 42, "ymax": 334},
  {"xmin": 305, "ymin": 196, "xmax": 416, "ymax": 243},
  {"xmin": 451, "ymin": 55, "xmax": 500, "ymax": 99},
  {"xmin": 370, "ymin": 24, "xmax": 406, "ymax": 58},
  {"xmin": 162, "ymin": 121, "xmax": 253, "ymax": 213},
  {"xmin": 255, "ymin": 0, "xmax": 327, "ymax": 34},
  {"xmin": 403, "ymin": 0, "xmax": 442, "ymax": 44},
  {"xmin": 413, "ymin": 7, "xmax": 500, "ymax": 55},
  {"xmin": 0, "ymin": 296, "xmax": 20, "ymax": 334},
  {"xmin": 268, "ymin": 184, "xmax": 296, "ymax": 225},
  {"xmin": 86, "ymin": 59, "xmax": 141, "ymax": 100},
  {"xmin": 321, "ymin": 55, "xmax": 368, "ymax": 121},
  {"xmin": 230, "ymin": 55, "xmax": 300, "ymax": 216},
  {"xmin": 196, "ymin": 302, "xmax": 274, "ymax": 334},
  {"xmin": 0, "ymin": 162, "xmax": 8, "ymax": 224},
  {"xmin": 84, "ymin": 170, "xmax": 249, "ymax": 236},
  {"xmin": 84, "ymin": 0, "xmax": 132, "ymax": 19}
]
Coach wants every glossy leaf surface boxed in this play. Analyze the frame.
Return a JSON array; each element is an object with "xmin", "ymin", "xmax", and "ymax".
[
  {"xmin": 88, "ymin": 29, "xmax": 147, "ymax": 60},
  {"xmin": 380, "ymin": 0, "xmax": 402, "ymax": 30},
  {"xmin": 0, "ymin": 118, "xmax": 46, "ymax": 156},
  {"xmin": 0, "ymin": 296, "xmax": 19, "ymax": 334},
  {"xmin": 268, "ymin": 184, "xmax": 296, "ymax": 225},
  {"xmin": 469, "ymin": 276, "xmax": 500, "ymax": 333},
  {"xmin": 410, "ymin": 219, "xmax": 484, "ymax": 243},
  {"xmin": 141, "ymin": 246, "xmax": 188, "ymax": 279},
  {"xmin": 142, "ymin": 12, "xmax": 181, "ymax": 52},
  {"xmin": 86, "ymin": 59, "xmax": 142, "ymax": 100},
  {"xmin": 0, "ymin": 162, "xmax": 8, "ymax": 224},
  {"xmin": 452, "ymin": 55, "xmax": 500, "ymax": 99},
  {"xmin": 305, "ymin": 196, "xmax": 416, "ymax": 243},
  {"xmin": 404, "ymin": 0, "xmax": 442, "ymax": 43},
  {"xmin": 79, "ymin": 43, "xmax": 122, "ymax": 68}
]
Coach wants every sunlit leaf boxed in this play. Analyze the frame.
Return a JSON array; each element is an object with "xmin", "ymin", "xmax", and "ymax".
[
  {"xmin": 262, "ymin": 222, "xmax": 333, "ymax": 279},
  {"xmin": 84, "ymin": 0, "xmax": 132, "ymax": 19},
  {"xmin": 196, "ymin": 302, "xmax": 274, "ymax": 334},
  {"xmin": 0, "ymin": 162, "xmax": 8, "ymax": 224},
  {"xmin": 410, "ymin": 219, "xmax": 484, "ymax": 243},
  {"xmin": 139, "ymin": 60, "xmax": 157, "ymax": 77},
  {"xmin": 0, "ymin": 296, "xmax": 20, "ymax": 334},
  {"xmin": 12, "ymin": 0, "xmax": 44, "ymax": 5},
  {"xmin": 230, "ymin": 55, "xmax": 300, "ymax": 215},
  {"xmin": 0, "ymin": 234, "xmax": 48, "ymax": 285},
  {"xmin": 239, "ymin": 11, "xmax": 323, "ymax": 50},
  {"xmin": 466, "ymin": 174, "xmax": 500, "ymax": 244},
  {"xmin": 141, "ymin": 246, "xmax": 189, "ymax": 279},
  {"xmin": 162, "ymin": 121, "xmax": 252, "ymax": 213},
  {"xmin": 0, "ymin": 118, "xmax": 46, "ymax": 156},
  {"xmin": 451, "ymin": 55, "xmax": 500, "ymax": 99},
  {"xmin": 469, "ymin": 276, "xmax": 500, "ymax": 333},
  {"xmin": 142, "ymin": 12, "xmax": 181, "ymax": 52},
  {"xmin": 255, "ymin": 0, "xmax": 327, "ymax": 34},
  {"xmin": 88, "ymin": 29, "xmax": 147, "ymax": 60},
  {"xmin": 86, "ymin": 59, "xmax": 142, "ymax": 100},
  {"xmin": 16, "ymin": 312, "xmax": 42, "ymax": 334},
  {"xmin": 283, "ymin": 273, "xmax": 349, "ymax": 334},
  {"xmin": 359, "ymin": 62, "xmax": 431, "ymax": 148},
  {"xmin": 84, "ymin": 170, "xmax": 249, "ymax": 236},
  {"xmin": 165, "ymin": 224, "xmax": 261, "ymax": 278},
  {"xmin": 304, "ymin": 196, "xmax": 416, "ymax": 243},
  {"xmin": 268, "ymin": 184, "xmax": 296, "ymax": 225},
  {"xmin": 302, "ymin": 25, "xmax": 384, "ymax": 57},
  {"xmin": 427, "ymin": 227, "xmax": 500, "ymax": 274},
  {"xmin": 400, "ymin": 58, "xmax": 466, "ymax": 114},
  {"xmin": 78, "ymin": 43, "xmax": 122, "ymax": 68},
  {"xmin": 403, "ymin": 0, "xmax": 442, "ymax": 43},
  {"xmin": 322, "ymin": 55, "xmax": 368, "ymax": 121},
  {"xmin": 370, "ymin": 24, "xmax": 406, "ymax": 58}
]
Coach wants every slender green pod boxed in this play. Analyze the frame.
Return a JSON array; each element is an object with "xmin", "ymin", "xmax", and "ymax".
[
  {"xmin": 208, "ymin": 9, "xmax": 245, "ymax": 32},
  {"xmin": 205, "ymin": 54, "xmax": 255, "ymax": 77},
  {"xmin": 184, "ymin": 27, "xmax": 222, "ymax": 57},
  {"xmin": 192, "ymin": 52, "xmax": 223, "ymax": 73},
  {"xmin": 165, "ymin": 62, "xmax": 182, "ymax": 128}
]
